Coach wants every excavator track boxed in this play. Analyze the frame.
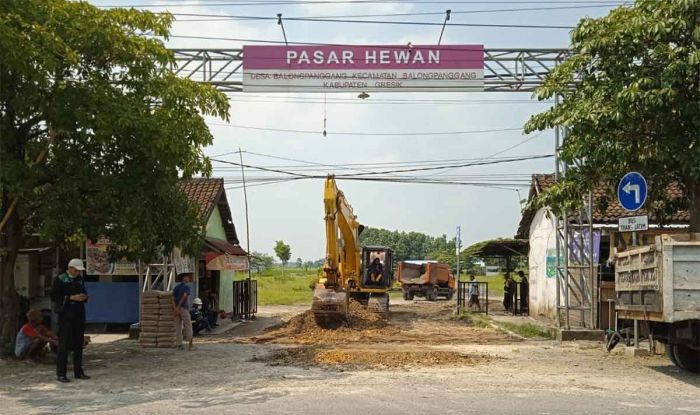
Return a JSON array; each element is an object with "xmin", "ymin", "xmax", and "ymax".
[{"xmin": 367, "ymin": 293, "xmax": 389, "ymax": 320}]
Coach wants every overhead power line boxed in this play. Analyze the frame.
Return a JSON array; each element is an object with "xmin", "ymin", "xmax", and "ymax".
[
  {"xmin": 210, "ymin": 153, "xmax": 551, "ymax": 176},
  {"xmin": 156, "ymin": 14, "xmax": 579, "ymax": 29},
  {"xmin": 227, "ymin": 97, "xmax": 553, "ymax": 106},
  {"xmin": 172, "ymin": 4, "xmax": 625, "ymax": 21},
  {"xmin": 208, "ymin": 122, "xmax": 525, "ymax": 136},
  {"xmin": 210, "ymin": 148, "xmax": 550, "ymax": 191},
  {"xmin": 103, "ymin": 0, "xmax": 626, "ymax": 7}
]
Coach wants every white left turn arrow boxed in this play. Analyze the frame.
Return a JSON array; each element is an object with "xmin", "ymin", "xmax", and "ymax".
[{"xmin": 623, "ymin": 182, "xmax": 640, "ymax": 204}]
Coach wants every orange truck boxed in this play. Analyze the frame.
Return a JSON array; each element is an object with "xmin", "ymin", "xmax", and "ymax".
[{"xmin": 396, "ymin": 261, "xmax": 455, "ymax": 301}]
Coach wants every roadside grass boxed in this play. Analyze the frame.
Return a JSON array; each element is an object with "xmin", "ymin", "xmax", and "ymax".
[
  {"xmin": 453, "ymin": 310, "xmax": 553, "ymax": 339},
  {"xmin": 452, "ymin": 311, "xmax": 493, "ymax": 329},
  {"xmin": 496, "ymin": 321, "xmax": 554, "ymax": 339}
]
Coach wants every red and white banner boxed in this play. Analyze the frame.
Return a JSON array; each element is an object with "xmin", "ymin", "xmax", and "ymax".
[
  {"xmin": 243, "ymin": 45, "xmax": 484, "ymax": 93},
  {"xmin": 205, "ymin": 253, "xmax": 249, "ymax": 271}
]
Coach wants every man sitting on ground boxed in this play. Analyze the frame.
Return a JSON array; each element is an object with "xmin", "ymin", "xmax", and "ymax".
[
  {"xmin": 15, "ymin": 309, "xmax": 58, "ymax": 363},
  {"xmin": 190, "ymin": 298, "xmax": 212, "ymax": 336}
]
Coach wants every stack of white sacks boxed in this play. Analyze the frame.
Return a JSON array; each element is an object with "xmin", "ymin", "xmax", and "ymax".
[{"xmin": 139, "ymin": 291, "xmax": 178, "ymax": 348}]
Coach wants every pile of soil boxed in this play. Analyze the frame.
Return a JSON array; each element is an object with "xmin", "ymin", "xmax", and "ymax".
[
  {"xmin": 244, "ymin": 301, "xmax": 400, "ymax": 345},
  {"xmin": 258, "ymin": 346, "xmax": 494, "ymax": 369}
]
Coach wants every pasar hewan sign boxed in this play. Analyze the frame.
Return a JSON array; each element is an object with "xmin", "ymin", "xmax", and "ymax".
[{"xmin": 242, "ymin": 45, "xmax": 484, "ymax": 92}]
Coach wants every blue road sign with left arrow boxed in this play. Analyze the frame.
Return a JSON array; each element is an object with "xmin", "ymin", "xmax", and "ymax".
[{"xmin": 617, "ymin": 172, "xmax": 648, "ymax": 212}]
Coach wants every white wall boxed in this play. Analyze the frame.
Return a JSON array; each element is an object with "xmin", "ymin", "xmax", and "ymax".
[{"xmin": 528, "ymin": 208, "xmax": 558, "ymax": 320}]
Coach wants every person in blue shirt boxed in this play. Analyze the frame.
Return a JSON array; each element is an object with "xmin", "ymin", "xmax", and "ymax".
[
  {"xmin": 172, "ymin": 273, "xmax": 194, "ymax": 351},
  {"xmin": 468, "ymin": 274, "xmax": 481, "ymax": 312}
]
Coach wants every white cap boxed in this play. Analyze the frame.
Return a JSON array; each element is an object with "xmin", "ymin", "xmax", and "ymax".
[
  {"xmin": 67, "ymin": 258, "xmax": 85, "ymax": 271},
  {"xmin": 193, "ymin": 298, "xmax": 203, "ymax": 305}
]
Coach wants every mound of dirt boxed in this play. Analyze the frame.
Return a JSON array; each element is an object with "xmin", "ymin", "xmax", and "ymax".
[
  {"xmin": 245, "ymin": 301, "xmax": 400, "ymax": 345},
  {"xmin": 258, "ymin": 346, "xmax": 494, "ymax": 369}
]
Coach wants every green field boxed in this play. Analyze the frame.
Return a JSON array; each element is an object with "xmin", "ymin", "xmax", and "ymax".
[
  {"xmin": 243, "ymin": 268, "xmax": 519, "ymax": 306},
  {"xmin": 243, "ymin": 267, "xmax": 319, "ymax": 305}
]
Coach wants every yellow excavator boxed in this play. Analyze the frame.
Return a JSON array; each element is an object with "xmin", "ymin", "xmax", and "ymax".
[{"xmin": 312, "ymin": 176, "xmax": 394, "ymax": 327}]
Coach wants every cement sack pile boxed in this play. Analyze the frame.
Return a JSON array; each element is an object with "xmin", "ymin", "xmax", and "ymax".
[{"xmin": 140, "ymin": 291, "xmax": 178, "ymax": 348}]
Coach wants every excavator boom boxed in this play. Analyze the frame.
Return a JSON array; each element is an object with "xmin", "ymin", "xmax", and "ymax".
[
  {"xmin": 312, "ymin": 176, "xmax": 361, "ymax": 327},
  {"xmin": 312, "ymin": 176, "xmax": 392, "ymax": 327}
]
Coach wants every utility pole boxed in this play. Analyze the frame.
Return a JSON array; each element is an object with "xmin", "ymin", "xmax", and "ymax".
[
  {"xmin": 456, "ymin": 226, "xmax": 462, "ymax": 280},
  {"xmin": 239, "ymin": 148, "xmax": 253, "ymax": 281},
  {"xmin": 455, "ymin": 225, "xmax": 461, "ymax": 312}
]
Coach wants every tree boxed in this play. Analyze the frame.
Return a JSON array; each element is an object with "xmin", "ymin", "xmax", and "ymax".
[
  {"xmin": 274, "ymin": 240, "xmax": 291, "ymax": 276},
  {"xmin": 295, "ymin": 257, "xmax": 303, "ymax": 269},
  {"xmin": 525, "ymin": 1, "xmax": 700, "ymax": 229},
  {"xmin": 0, "ymin": 1, "xmax": 229, "ymax": 345},
  {"xmin": 250, "ymin": 251, "xmax": 274, "ymax": 274},
  {"xmin": 360, "ymin": 227, "xmax": 460, "ymax": 268}
]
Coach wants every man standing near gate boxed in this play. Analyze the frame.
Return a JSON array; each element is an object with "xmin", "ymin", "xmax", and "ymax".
[{"xmin": 52, "ymin": 258, "xmax": 90, "ymax": 383}]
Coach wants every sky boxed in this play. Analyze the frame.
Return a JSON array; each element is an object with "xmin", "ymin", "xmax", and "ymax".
[{"xmin": 92, "ymin": 0, "xmax": 625, "ymax": 260}]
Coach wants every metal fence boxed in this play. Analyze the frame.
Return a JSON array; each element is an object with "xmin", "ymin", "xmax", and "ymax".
[
  {"xmin": 457, "ymin": 281, "xmax": 489, "ymax": 314},
  {"xmin": 500, "ymin": 281, "xmax": 530, "ymax": 315},
  {"xmin": 232, "ymin": 279, "xmax": 257, "ymax": 320}
]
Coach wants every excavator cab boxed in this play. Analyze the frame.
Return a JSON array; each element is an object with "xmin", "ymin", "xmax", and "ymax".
[{"xmin": 361, "ymin": 246, "xmax": 393, "ymax": 288}]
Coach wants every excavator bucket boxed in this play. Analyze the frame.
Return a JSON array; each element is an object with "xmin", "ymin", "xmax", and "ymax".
[{"xmin": 312, "ymin": 284, "xmax": 348, "ymax": 328}]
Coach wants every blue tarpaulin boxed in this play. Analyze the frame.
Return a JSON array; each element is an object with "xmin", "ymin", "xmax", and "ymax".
[{"xmin": 85, "ymin": 282, "xmax": 140, "ymax": 324}]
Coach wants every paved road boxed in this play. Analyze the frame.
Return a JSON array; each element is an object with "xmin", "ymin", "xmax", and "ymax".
[{"xmin": 1, "ymin": 302, "xmax": 698, "ymax": 414}]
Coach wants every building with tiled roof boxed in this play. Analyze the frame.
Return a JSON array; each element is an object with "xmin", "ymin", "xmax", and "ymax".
[
  {"xmin": 180, "ymin": 178, "xmax": 240, "ymax": 246},
  {"xmin": 517, "ymin": 174, "xmax": 689, "ymax": 328},
  {"xmin": 516, "ymin": 174, "xmax": 688, "ymax": 240}
]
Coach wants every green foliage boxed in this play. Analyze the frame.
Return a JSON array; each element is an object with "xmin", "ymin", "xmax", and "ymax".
[
  {"xmin": 250, "ymin": 251, "xmax": 274, "ymax": 274},
  {"xmin": 461, "ymin": 238, "xmax": 526, "ymax": 270},
  {"xmin": 525, "ymin": 0, "xmax": 700, "ymax": 227},
  {"xmin": 0, "ymin": 0, "xmax": 230, "ymax": 259},
  {"xmin": 360, "ymin": 227, "xmax": 466, "ymax": 272},
  {"xmin": 274, "ymin": 240, "xmax": 291, "ymax": 265}
]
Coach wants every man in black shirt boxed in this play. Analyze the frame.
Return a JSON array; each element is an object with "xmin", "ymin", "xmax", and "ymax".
[{"xmin": 51, "ymin": 258, "xmax": 90, "ymax": 383}]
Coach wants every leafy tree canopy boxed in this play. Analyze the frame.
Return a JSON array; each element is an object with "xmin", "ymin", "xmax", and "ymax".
[
  {"xmin": 525, "ymin": 0, "xmax": 700, "ymax": 229},
  {"xmin": 0, "ymin": 0, "xmax": 229, "ymax": 341},
  {"xmin": 274, "ymin": 240, "xmax": 291, "ymax": 265}
]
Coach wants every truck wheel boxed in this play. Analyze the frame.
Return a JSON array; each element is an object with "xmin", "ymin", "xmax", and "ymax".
[
  {"xmin": 446, "ymin": 290, "xmax": 454, "ymax": 301},
  {"xmin": 402, "ymin": 290, "xmax": 410, "ymax": 301},
  {"xmin": 667, "ymin": 344, "xmax": 680, "ymax": 368},
  {"xmin": 673, "ymin": 344, "xmax": 700, "ymax": 373},
  {"xmin": 428, "ymin": 287, "xmax": 438, "ymax": 301}
]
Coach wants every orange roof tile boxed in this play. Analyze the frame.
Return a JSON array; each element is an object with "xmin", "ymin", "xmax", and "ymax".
[{"xmin": 516, "ymin": 174, "xmax": 688, "ymax": 239}]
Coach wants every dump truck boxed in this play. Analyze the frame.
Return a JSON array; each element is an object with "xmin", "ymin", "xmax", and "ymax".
[
  {"xmin": 396, "ymin": 261, "xmax": 455, "ymax": 301},
  {"xmin": 615, "ymin": 233, "xmax": 700, "ymax": 373}
]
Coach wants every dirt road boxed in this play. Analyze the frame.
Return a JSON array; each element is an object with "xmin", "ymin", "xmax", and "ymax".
[{"xmin": 0, "ymin": 300, "xmax": 698, "ymax": 414}]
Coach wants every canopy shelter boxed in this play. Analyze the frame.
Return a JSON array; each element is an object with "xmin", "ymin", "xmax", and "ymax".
[{"xmin": 473, "ymin": 239, "xmax": 529, "ymax": 275}]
